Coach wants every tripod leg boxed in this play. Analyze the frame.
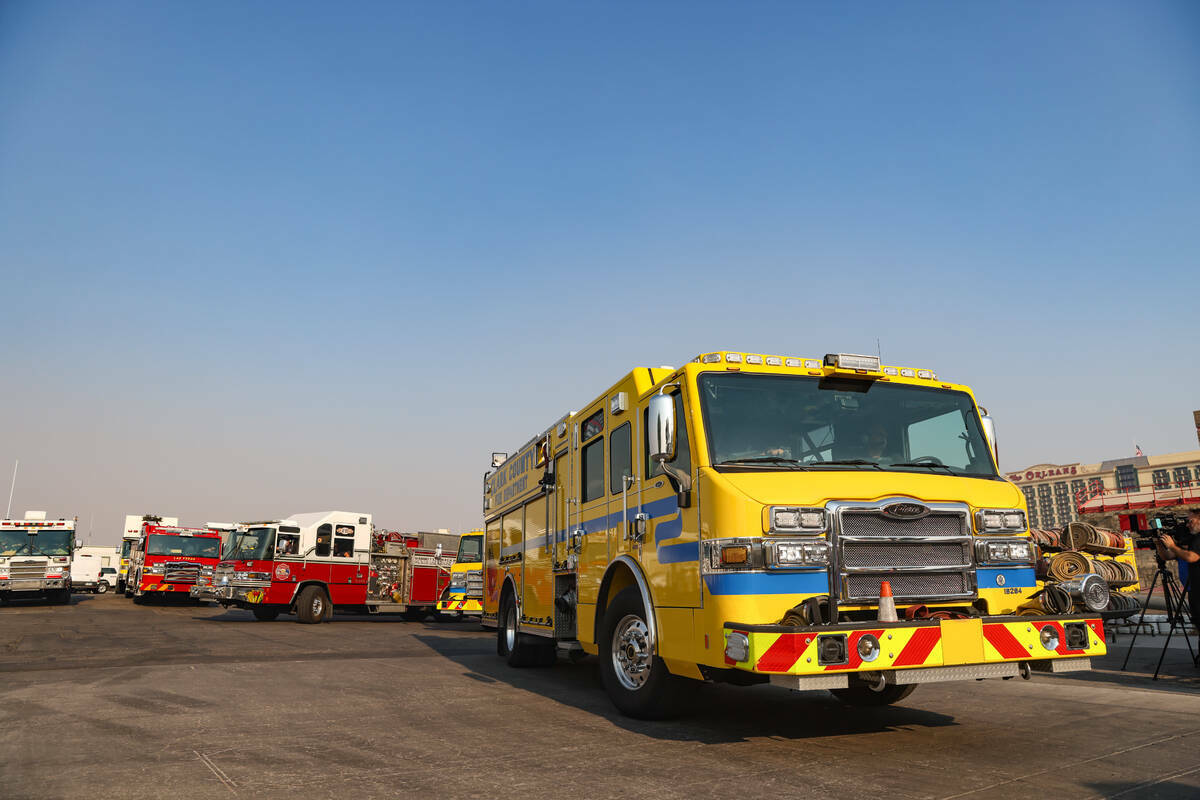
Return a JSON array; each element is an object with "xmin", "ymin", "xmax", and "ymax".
[
  {"xmin": 1154, "ymin": 574, "xmax": 1196, "ymax": 679},
  {"xmin": 1122, "ymin": 567, "xmax": 1162, "ymax": 671}
]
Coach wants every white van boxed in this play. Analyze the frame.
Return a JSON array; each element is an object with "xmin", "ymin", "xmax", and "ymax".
[{"xmin": 71, "ymin": 553, "xmax": 109, "ymax": 593}]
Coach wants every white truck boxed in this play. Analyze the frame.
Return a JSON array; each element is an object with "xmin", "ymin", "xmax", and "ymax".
[{"xmin": 0, "ymin": 511, "xmax": 77, "ymax": 604}]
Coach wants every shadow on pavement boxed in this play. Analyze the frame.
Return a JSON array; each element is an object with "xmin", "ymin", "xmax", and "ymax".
[
  {"xmin": 414, "ymin": 633, "xmax": 957, "ymax": 744},
  {"xmin": 1085, "ymin": 777, "xmax": 1200, "ymax": 799},
  {"xmin": 1038, "ymin": 643, "xmax": 1200, "ymax": 697}
]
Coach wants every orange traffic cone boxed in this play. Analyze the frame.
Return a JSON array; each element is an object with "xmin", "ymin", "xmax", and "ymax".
[{"xmin": 878, "ymin": 580, "xmax": 898, "ymax": 622}]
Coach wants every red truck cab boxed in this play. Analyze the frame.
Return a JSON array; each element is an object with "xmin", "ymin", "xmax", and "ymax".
[{"xmin": 126, "ymin": 524, "xmax": 222, "ymax": 603}]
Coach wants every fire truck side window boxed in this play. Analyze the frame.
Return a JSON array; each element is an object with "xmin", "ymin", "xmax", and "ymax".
[
  {"xmin": 333, "ymin": 525, "xmax": 356, "ymax": 558},
  {"xmin": 276, "ymin": 533, "xmax": 300, "ymax": 556},
  {"xmin": 581, "ymin": 437, "xmax": 605, "ymax": 503},
  {"xmin": 609, "ymin": 422, "xmax": 632, "ymax": 494},
  {"xmin": 316, "ymin": 524, "xmax": 332, "ymax": 557}
]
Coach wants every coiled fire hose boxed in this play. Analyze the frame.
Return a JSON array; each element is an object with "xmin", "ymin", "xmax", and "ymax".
[{"xmin": 1049, "ymin": 551, "xmax": 1092, "ymax": 581}]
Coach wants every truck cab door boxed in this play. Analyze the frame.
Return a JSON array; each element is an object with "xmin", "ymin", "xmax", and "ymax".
[
  {"xmin": 638, "ymin": 388, "xmax": 701, "ymax": 608},
  {"xmin": 575, "ymin": 405, "xmax": 609, "ymax": 604}
]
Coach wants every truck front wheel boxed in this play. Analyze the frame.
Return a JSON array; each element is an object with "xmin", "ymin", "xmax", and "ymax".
[
  {"xmin": 831, "ymin": 683, "xmax": 917, "ymax": 707},
  {"xmin": 252, "ymin": 607, "xmax": 281, "ymax": 621},
  {"xmin": 296, "ymin": 586, "xmax": 329, "ymax": 624},
  {"xmin": 598, "ymin": 587, "xmax": 691, "ymax": 719}
]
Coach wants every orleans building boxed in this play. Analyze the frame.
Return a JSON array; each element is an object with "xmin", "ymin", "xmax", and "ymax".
[{"xmin": 1006, "ymin": 448, "xmax": 1200, "ymax": 530}]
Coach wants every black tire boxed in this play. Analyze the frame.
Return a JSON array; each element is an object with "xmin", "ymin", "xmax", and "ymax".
[
  {"xmin": 831, "ymin": 683, "xmax": 917, "ymax": 707},
  {"xmin": 296, "ymin": 586, "xmax": 329, "ymax": 624},
  {"xmin": 598, "ymin": 587, "xmax": 692, "ymax": 719},
  {"xmin": 498, "ymin": 591, "xmax": 554, "ymax": 667},
  {"xmin": 97, "ymin": 582, "xmax": 109, "ymax": 595},
  {"xmin": 132, "ymin": 593, "xmax": 147, "ymax": 605},
  {"xmin": 402, "ymin": 608, "xmax": 428, "ymax": 622},
  {"xmin": 252, "ymin": 607, "xmax": 281, "ymax": 621}
]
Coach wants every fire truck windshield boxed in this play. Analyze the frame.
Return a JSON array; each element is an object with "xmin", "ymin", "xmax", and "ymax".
[
  {"xmin": 227, "ymin": 527, "xmax": 276, "ymax": 561},
  {"xmin": 700, "ymin": 373, "xmax": 997, "ymax": 478},
  {"xmin": 121, "ymin": 540, "xmax": 132, "ymax": 558},
  {"xmin": 0, "ymin": 531, "xmax": 29, "ymax": 556},
  {"xmin": 457, "ymin": 535, "xmax": 483, "ymax": 562},
  {"xmin": 146, "ymin": 535, "xmax": 220, "ymax": 559},
  {"xmin": 0, "ymin": 530, "xmax": 72, "ymax": 556},
  {"xmin": 32, "ymin": 530, "xmax": 73, "ymax": 556}
]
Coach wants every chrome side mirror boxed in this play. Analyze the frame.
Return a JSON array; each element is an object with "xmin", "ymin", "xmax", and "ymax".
[
  {"xmin": 648, "ymin": 393, "xmax": 676, "ymax": 463},
  {"xmin": 980, "ymin": 414, "xmax": 998, "ymax": 467}
]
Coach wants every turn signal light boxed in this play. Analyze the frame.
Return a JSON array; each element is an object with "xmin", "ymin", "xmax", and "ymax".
[{"xmin": 720, "ymin": 546, "xmax": 749, "ymax": 566}]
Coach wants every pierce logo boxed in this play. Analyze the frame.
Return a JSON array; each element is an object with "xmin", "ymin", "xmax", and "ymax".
[{"xmin": 882, "ymin": 502, "xmax": 930, "ymax": 519}]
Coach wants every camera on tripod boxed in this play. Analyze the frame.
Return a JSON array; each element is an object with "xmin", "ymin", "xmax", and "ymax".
[{"xmin": 1134, "ymin": 513, "xmax": 1192, "ymax": 551}]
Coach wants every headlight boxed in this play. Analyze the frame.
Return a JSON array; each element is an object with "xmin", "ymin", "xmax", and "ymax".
[
  {"xmin": 145, "ymin": 565, "xmax": 165, "ymax": 574},
  {"xmin": 975, "ymin": 539, "xmax": 1035, "ymax": 564},
  {"xmin": 233, "ymin": 571, "xmax": 271, "ymax": 581},
  {"xmin": 975, "ymin": 509, "xmax": 1027, "ymax": 533},
  {"xmin": 449, "ymin": 573, "xmax": 467, "ymax": 588},
  {"xmin": 200, "ymin": 566, "xmax": 214, "ymax": 577},
  {"xmin": 769, "ymin": 506, "xmax": 826, "ymax": 533},
  {"xmin": 767, "ymin": 539, "xmax": 831, "ymax": 568}
]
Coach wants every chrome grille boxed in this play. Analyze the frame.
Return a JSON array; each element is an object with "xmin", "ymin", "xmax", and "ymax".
[
  {"xmin": 9, "ymin": 560, "xmax": 47, "ymax": 580},
  {"xmin": 847, "ymin": 572, "xmax": 972, "ymax": 600},
  {"xmin": 164, "ymin": 562, "xmax": 201, "ymax": 584},
  {"xmin": 466, "ymin": 573, "xmax": 484, "ymax": 599},
  {"xmin": 842, "ymin": 541, "xmax": 971, "ymax": 570},
  {"xmin": 835, "ymin": 505, "xmax": 975, "ymax": 603},
  {"xmin": 841, "ymin": 514, "xmax": 965, "ymax": 538}
]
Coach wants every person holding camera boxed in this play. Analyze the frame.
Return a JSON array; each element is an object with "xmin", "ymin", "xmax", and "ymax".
[{"xmin": 1155, "ymin": 510, "xmax": 1200, "ymax": 629}]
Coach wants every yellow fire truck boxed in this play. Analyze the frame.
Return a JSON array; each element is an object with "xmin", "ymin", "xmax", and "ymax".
[
  {"xmin": 437, "ymin": 530, "xmax": 484, "ymax": 619},
  {"xmin": 483, "ymin": 351, "xmax": 1107, "ymax": 718}
]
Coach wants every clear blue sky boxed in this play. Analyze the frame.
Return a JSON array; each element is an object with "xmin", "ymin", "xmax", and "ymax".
[{"xmin": 2, "ymin": 1, "xmax": 1198, "ymax": 543}]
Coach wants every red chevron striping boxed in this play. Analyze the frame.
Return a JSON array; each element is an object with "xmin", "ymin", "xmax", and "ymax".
[
  {"xmin": 755, "ymin": 633, "xmax": 810, "ymax": 673},
  {"xmin": 983, "ymin": 623, "xmax": 1028, "ymax": 660},
  {"xmin": 1087, "ymin": 619, "xmax": 1104, "ymax": 642},
  {"xmin": 892, "ymin": 627, "xmax": 941, "ymax": 667}
]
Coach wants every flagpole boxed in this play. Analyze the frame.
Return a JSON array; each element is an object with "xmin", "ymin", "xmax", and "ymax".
[{"xmin": 5, "ymin": 460, "xmax": 17, "ymax": 520}]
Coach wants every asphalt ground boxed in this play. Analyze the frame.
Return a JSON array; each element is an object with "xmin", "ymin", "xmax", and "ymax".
[{"xmin": 2, "ymin": 593, "xmax": 1200, "ymax": 800}]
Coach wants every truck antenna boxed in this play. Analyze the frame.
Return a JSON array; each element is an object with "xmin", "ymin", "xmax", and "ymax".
[
  {"xmin": 876, "ymin": 338, "xmax": 882, "ymax": 362},
  {"xmin": 5, "ymin": 459, "xmax": 16, "ymax": 520}
]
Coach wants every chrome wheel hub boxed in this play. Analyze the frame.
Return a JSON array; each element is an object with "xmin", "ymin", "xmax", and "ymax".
[
  {"xmin": 312, "ymin": 596, "xmax": 324, "ymax": 617},
  {"xmin": 505, "ymin": 606, "xmax": 517, "ymax": 651},
  {"xmin": 612, "ymin": 615, "xmax": 651, "ymax": 690}
]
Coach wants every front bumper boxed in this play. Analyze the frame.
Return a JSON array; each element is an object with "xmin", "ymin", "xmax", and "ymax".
[
  {"xmin": 215, "ymin": 584, "xmax": 270, "ymax": 604},
  {"xmin": 0, "ymin": 578, "xmax": 68, "ymax": 591},
  {"xmin": 724, "ymin": 615, "xmax": 1104, "ymax": 679},
  {"xmin": 139, "ymin": 579, "xmax": 199, "ymax": 594},
  {"xmin": 437, "ymin": 597, "xmax": 483, "ymax": 615}
]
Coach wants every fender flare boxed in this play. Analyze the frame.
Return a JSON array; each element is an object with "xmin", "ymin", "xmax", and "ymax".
[
  {"xmin": 499, "ymin": 573, "xmax": 521, "ymax": 627},
  {"xmin": 288, "ymin": 580, "xmax": 330, "ymax": 607},
  {"xmin": 597, "ymin": 555, "xmax": 657, "ymax": 655}
]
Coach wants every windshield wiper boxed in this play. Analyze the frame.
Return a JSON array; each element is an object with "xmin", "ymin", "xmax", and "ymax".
[
  {"xmin": 889, "ymin": 461, "xmax": 955, "ymax": 473},
  {"xmin": 717, "ymin": 457, "xmax": 810, "ymax": 470},
  {"xmin": 812, "ymin": 459, "xmax": 883, "ymax": 470}
]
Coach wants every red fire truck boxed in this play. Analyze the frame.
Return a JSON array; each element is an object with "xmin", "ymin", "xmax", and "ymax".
[
  {"xmin": 125, "ymin": 523, "xmax": 223, "ymax": 603},
  {"xmin": 211, "ymin": 511, "xmax": 455, "ymax": 623}
]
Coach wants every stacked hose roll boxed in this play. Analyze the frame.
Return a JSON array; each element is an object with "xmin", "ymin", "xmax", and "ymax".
[
  {"xmin": 1049, "ymin": 551, "xmax": 1093, "ymax": 581},
  {"xmin": 1106, "ymin": 592, "xmax": 1140, "ymax": 614},
  {"xmin": 1062, "ymin": 522, "xmax": 1091, "ymax": 552},
  {"xmin": 1030, "ymin": 529, "xmax": 1061, "ymax": 550},
  {"xmin": 1037, "ymin": 584, "xmax": 1074, "ymax": 615},
  {"xmin": 1092, "ymin": 558, "xmax": 1137, "ymax": 584}
]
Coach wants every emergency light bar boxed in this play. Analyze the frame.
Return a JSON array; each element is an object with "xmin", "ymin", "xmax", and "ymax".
[
  {"xmin": 690, "ymin": 351, "xmax": 938, "ymax": 380},
  {"xmin": 823, "ymin": 353, "xmax": 880, "ymax": 371}
]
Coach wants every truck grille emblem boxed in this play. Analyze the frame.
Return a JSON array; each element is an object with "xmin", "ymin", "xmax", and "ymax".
[{"xmin": 881, "ymin": 502, "xmax": 930, "ymax": 519}]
